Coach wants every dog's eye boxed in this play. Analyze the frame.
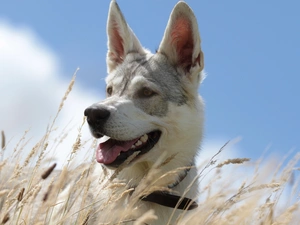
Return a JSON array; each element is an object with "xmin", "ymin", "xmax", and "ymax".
[
  {"xmin": 106, "ymin": 87, "xmax": 113, "ymax": 96},
  {"xmin": 141, "ymin": 87, "xmax": 156, "ymax": 97}
]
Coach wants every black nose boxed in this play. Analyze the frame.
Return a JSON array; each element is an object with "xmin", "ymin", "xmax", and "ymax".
[{"xmin": 84, "ymin": 105, "xmax": 110, "ymax": 126}]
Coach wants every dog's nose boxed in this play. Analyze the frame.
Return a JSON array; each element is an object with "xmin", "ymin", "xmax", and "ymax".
[{"xmin": 84, "ymin": 105, "xmax": 110, "ymax": 125}]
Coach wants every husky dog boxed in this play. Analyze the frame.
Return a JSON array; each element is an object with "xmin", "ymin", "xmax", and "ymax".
[{"xmin": 84, "ymin": 0, "xmax": 204, "ymax": 224}]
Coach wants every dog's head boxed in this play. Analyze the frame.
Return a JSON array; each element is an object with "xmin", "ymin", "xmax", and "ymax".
[{"xmin": 85, "ymin": 1, "xmax": 205, "ymax": 169}]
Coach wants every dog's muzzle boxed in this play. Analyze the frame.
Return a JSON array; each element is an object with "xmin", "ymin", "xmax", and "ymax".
[{"xmin": 84, "ymin": 104, "xmax": 110, "ymax": 137}]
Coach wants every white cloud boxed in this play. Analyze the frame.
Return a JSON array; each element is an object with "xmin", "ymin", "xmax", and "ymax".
[
  {"xmin": 0, "ymin": 20, "xmax": 101, "ymax": 166},
  {"xmin": 199, "ymin": 137, "xmax": 242, "ymax": 160}
]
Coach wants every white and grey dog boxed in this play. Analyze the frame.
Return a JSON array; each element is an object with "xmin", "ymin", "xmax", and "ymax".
[{"xmin": 84, "ymin": 0, "xmax": 205, "ymax": 224}]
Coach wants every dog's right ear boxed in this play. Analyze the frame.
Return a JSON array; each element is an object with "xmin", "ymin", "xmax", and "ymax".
[{"xmin": 106, "ymin": 1, "xmax": 145, "ymax": 73}]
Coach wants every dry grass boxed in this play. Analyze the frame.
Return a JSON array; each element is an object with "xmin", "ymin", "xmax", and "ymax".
[{"xmin": 0, "ymin": 76, "xmax": 299, "ymax": 225}]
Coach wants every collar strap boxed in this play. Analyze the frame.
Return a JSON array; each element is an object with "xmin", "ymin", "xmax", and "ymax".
[{"xmin": 141, "ymin": 191, "xmax": 198, "ymax": 210}]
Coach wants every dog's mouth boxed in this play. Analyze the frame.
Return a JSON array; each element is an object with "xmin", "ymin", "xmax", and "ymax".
[{"xmin": 96, "ymin": 131, "xmax": 161, "ymax": 167}]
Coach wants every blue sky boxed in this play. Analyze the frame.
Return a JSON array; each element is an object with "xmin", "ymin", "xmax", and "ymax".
[{"xmin": 1, "ymin": 0, "xmax": 299, "ymax": 161}]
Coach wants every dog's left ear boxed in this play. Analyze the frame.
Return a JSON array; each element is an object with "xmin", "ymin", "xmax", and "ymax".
[{"xmin": 158, "ymin": 2, "xmax": 204, "ymax": 80}]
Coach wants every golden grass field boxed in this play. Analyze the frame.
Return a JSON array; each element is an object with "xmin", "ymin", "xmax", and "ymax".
[{"xmin": 0, "ymin": 77, "xmax": 299, "ymax": 224}]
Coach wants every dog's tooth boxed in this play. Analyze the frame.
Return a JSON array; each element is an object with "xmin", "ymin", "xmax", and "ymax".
[
  {"xmin": 140, "ymin": 134, "xmax": 148, "ymax": 143},
  {"xmin": 135, "ymin": 140, "xmax": 142, "ymax": 146},
  {"xmin": 130, "ymin": 145, "xmax": 136, "ymax": 149},
  {"xmin": 99, "ymin": 135, "xmax": 111, "ymax": 144}
]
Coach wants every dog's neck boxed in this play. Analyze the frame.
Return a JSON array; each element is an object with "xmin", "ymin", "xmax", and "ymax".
[
  {"xmin": 133, "ymin": 164, "xmax": 198, "ymax": 210},
  {"xmin": 142, "ymin": 166, "xmax": 198, "ymax": 210}
]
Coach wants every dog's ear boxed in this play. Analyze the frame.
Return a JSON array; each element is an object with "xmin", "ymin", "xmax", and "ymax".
[
  {"xmin": 106, "ymin": 1, "xmax": 145, "ymax": 73},
  {"xmin": 158, "ymin": 2, "xmax": 204, "ymax": 79}
]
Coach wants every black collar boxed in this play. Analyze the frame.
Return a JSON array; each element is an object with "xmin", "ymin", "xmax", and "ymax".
[
  {"xmin": 141, "ymin": 191, "xmax": 198, "ymax": 210},
  {"xmin": 140, "ymin": 166, "xmax": 198, "ymax": 210}
]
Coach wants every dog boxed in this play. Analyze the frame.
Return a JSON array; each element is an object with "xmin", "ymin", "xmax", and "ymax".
[{"xmin": 84, "ymin": 1, "xmax": 205, "ymax": 224}]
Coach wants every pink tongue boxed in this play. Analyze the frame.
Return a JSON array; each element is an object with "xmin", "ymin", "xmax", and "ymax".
[{"xmin": 96, "ymin": 138, "xmax": 139, "ymax": 164}]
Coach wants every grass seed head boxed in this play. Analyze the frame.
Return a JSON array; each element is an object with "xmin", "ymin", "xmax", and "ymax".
[{"xmin": 41, "ymin": 163, "xmax": 57, "ymax": 179}]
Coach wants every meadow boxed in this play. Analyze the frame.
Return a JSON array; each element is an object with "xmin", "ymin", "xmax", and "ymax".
[{"xmin": 0, "ymin": 77, "xmax": 299, "ymax": 225}]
